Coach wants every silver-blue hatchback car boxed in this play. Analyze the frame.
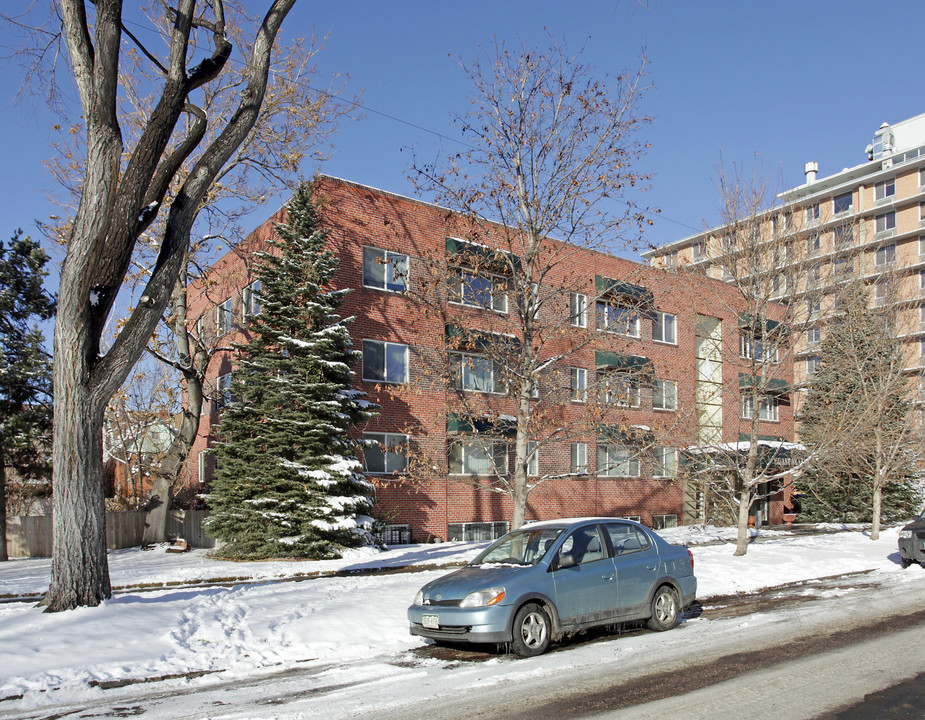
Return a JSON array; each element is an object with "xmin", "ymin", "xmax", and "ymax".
[{"xmin": 408, "ymin": 517, "xmax": 696, "ymax": 656}]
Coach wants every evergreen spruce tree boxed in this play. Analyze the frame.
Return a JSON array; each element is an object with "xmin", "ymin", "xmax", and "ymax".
[
  {"xmin": 206, "ymin": 182, "xmax": 376, "ymax": 559},
  {"xmin": 798, "ymin": 284, "xmax": 921, "ymax": 525},
  {"xmin": 0, "ymin": 231, "xmax": 55, "ymax": 561}
]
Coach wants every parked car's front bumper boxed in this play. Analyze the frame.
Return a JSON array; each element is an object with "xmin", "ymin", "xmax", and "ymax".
[{"xmin": 408, "ymin": 603, "xmax": 512, "ymax": 644}]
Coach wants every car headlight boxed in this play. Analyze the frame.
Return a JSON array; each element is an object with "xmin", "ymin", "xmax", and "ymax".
[
  {"xmin": 413, "ymin": 589, "xmax": 424, "ymax": 606},
  {"xmin": 900, "ymin": 530, "xmax": 913, "ymax": 539},
  {"xmin": 459, "ymin": 587, "xmax": 506, "ymax": 608}
]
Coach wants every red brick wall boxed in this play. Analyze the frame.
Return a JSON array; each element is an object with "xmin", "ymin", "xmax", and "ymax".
[{"xmin": 184, "ymin": 176, "xmax": 794, "ymax": 542}]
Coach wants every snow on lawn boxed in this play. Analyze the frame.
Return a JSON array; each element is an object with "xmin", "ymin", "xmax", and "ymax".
[{"xmin": 0, "ymin": 525, "xmax": 916, "ymax": 708}]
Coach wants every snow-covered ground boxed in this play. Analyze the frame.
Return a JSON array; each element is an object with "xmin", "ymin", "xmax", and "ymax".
[{"xmin": 0, "ymin": 524, "xmax": 919, "ymax": 715}]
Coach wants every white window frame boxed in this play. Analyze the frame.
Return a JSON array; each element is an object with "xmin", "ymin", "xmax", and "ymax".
[
  {"xmin": 362, "ymin": 432, "xmax": 408, "ymax": 475},
  {"xmin": 597, "ymin": 444, "xmax": 640, "ymax": 478},
  {"xmin": 527, "ymin": 441, "xmax": 539, "ymax": 477},
  {"xmin": 448, "ymin": 439, "xmax": 509, "ymax": 476},
  {"xmin": 692, "ymin": 241, "xmax": 706, "ymax": 261},
  {"xmin": 805, "ymin": 203, "xmax": 820, "ymax": 226},
  {"xmin": 832, "ymin": 192, "xmax": 852, "ymax": 217},
  {"xmin": 653, "ymin": 447, "xmax": 678, "ymax": 478},
  {"xmin": 362, "ymin": 340, "xmax": 409, "ymax": 384},
  {"xmin": 242, "ymin": 280, "xmax": 261, "ymax": 319},
  {"xmin": 596, "ymin": 300, "xmax": 640, "ymax": 337},
  {"xmin": 653, "ymin": 379, "xmax": 677, "ymax": 411},
  {"xmin": 198, "ymin": 450, "xmax": 212, "ymax": 484},
  {"xmin": 806, "ymin": 355, "xmax": 822, "ymax": 375},
  {"xmin": 363, "ymin": 246, "xmax": 408, "ymax": 293},
  {"xmin": 215, "ymin": 372, "xmax": 232, "ymax": 406},
  {"xmin": 740, "ymin": 333, "xmax": 778, "ymax": 363},
  {"xmin": 449, "ymin": 269, "xmax": 507, "ymax": 313},
  {"xmin": 741, "ymin": 394, "xmax": 779, "ymax": 422},
  {"xmin": 450, "ymin": 351, "xmax": 505, "ymax": 394},
  {"xmin": 570, "ymin": 442, "xmax": 588, "ymax": 474},
  {"xmin": 875, "ymin": 178, "xmax": 896, "ymax": 203},
  {"xmin": 216, "ymin": 298, "xmax": 233, "ymax": 337},
  {"xmin": 598, "ymin": 371, "xmax": 641, "ymax": 407},
  {"xmin": 653, "ymin": 311, "xmax": 677, "ymax": 345},
  {"xmin": 806, "ymin": 326, "xmax": 821, "ymax": 346},
  {"xmin": 569, "ymin": 292, "xmax": 587, "ymax": 328},
  {"xmin": 875, "ymin": 211, "xmax": 896, "ymax": 235},
  {"xmin": 806, "ymin": 233, "xmax": 821, "ymax": 254},
  {"xmin": 875, "ymin": 242, "xmax": 897, "ymax": 266},
  {"xmin": 569, "ymin": 366, "xmax": 587, "ymax": 402}
]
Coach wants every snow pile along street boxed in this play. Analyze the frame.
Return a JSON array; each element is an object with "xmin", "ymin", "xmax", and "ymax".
[{"xmin": 0, "ymin": 524, "xmax": 920, "ymax": 716}]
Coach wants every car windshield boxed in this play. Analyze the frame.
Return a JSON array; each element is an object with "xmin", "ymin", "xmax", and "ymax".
[{"xmin": 470, "ymin": 527, "xmax": 564, "ymax": 566}]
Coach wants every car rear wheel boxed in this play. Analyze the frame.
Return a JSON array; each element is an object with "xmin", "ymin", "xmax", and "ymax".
[
  {"xmin": 647, "ymin": 585, "xmax": 680, "ymax": 632},
  {"xmin": 510, "ymin": 603, "xmax": 551, "ymax": 657}
]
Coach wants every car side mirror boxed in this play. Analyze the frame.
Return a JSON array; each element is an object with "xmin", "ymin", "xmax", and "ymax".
[{"xmin": 556, "ymin": 553, "xmax": 577, "ymax": 570}]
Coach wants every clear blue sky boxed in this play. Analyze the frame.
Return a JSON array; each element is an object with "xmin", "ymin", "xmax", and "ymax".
[{"xmin": 2, "ymin": 0, "xmax": 923, "ymax": 270}]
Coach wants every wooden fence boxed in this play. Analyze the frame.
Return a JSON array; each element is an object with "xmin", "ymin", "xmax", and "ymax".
[{"xmin": 4, "ymin": 510, "xmax": 216, "ymax": 558}]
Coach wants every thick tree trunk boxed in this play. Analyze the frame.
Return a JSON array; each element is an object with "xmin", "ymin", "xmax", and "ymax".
[
  {"xmin": 0, "ymin": 456, "xmax": 8, "ymax": 562},
  {"xmin": 43, "ymin": 372, "xmax": 111, "ymax": 610},
  {"xmin": 734, "ymin": 482, "xmax": 751, "ymax": 556}
]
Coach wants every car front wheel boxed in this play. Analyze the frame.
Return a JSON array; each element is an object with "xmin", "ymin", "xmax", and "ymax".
[
  {"xmin": 647, "ymin": 585, "xmax": 680, "ymax": 632},
  {"xmin": 510, "ymin": 602, "xmax": 551, "ymax": 657}
]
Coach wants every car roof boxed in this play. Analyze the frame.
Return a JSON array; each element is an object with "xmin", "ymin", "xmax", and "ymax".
[{"xmin": 522, "ymin": 517, "xmax": 644, "ymax": 530}]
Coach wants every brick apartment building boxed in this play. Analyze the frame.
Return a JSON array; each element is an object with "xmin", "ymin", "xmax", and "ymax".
[{"xmin": 186, "ymin": 175, "xmax": 794, "ymax": 543}]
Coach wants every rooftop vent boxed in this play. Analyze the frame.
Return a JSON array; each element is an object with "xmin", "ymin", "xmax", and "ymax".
[{"xmin": 804, "ymin": 161, "xmax": 819, "ymax": 183}]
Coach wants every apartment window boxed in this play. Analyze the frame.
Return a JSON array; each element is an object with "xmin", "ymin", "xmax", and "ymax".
[
  {"xmin": 741, "ymin": 395, "xmax": 779, "ymax": 422},
  {"xmin": 597, "ymin": 371, "xmax": 640, "ymax": 407},
  {"xmin": 450, "ymin": 270, "xmax": 507, "ymax": 312},
  {"xmin": 242, "ymin": 280, "xmax": 261, "ymax": 319},
  {"xmin": 805, "ymin": 203, "xmax": 820, "ymax": 225},
  {"xmin": 920, "ymin": 168, "xmax": 925, "ymax": 188},
  {"xmin": 363, "ymin": 247, "xmax": 408, "ymax": 292},
  {"xmin": 527, "ymin": 441, "xmax": 539, "ymax": 476},
  {"xmin": 692, "ymin": 241, "xmax": 706, "ymax": 260},
  {"xmin": 807, "ymin": 355, "xmax": 822, "ymax": 375},
  {"xmin": 832, "ymin": 192, "xmax": 852, "ymax": 216},
  {"xmin": 833, "ymin": 225, "xmax": 854, "ymax": 247},
  {"xmin": 570, "ymin": 442, "xmax": 588, "ymax": 474},
  {"xmin": 805, "ymin": 265, "xmax": 822, "ymax": 289},
  {"xmin": 875, "ymin": 178, "xmax": 896, "ymax": 202},
  {"xmin": 652, "ymin": 514, "xmax": 678, "ymax": 530},
  {"xmin": 921, "ymin": 338, "xmax": 925, "ymax": 358},
  {"xmin": 771, "ymin": 273, "xmax": 787, "ymax": 297},
  {"xmin": 653, "ymin": 448, "xmax": 678, "ymax": 478},
  {"xmin": 806, "ymin": 233, "xmax": 821, "ymax": 254},
  {"xmin": 806, "ymin": 326, "xmax": 821, "ymax": 346},
  {"xmin": 834, "ymin": 257, "xmax": 852, "ymax": 279},
  {"xmin": 664, "ymin": 251, "xmax": 678, "ymax": 268},
  {"xmin": 569, "ymin": 367, "xmax": 588, "ymax": 402},
  {"xmin": 874, "ymin": 281, "xmax": 889, "ymax": 306},
  {"xmin": 721, "ymin": 234, "xmax": 736, "ymax": 253},
  {"xmin": 740, "ymin": 333, "xmax": 778, "ymax": 363},
  {"xmin": 215, "ymin": 372, "xmax": 232, "ymax": 406},
  {"xmin": 920, "ymin": 203, "xmax": 925, "ymax": 225},
  {"xmin": 569, "ymin": 292, "xmax": 587, "ymax": 328},
  {"xmin": 807, "ymin": 298, "xmax": 821, "ymax": 317},
  {"xmin": 216, "ymin": 298, "xmax": 233, "ymax": 336},
  {"xmin": 875, "ymin": 211, "xmax": 896, "ymax": 235},
  {"xmin": 596, "ymin": 301, "xmax": 640, "ymax": 337},
  {"xmin": 653, "ymin": 379, "xmax": 677, "ymax": 411},
  {"xmin": 448, "ymin": 439, "xmax": 508, "ymax": 475},
  {"xmin": 919, "ymin": 306, "xmax": 925, "ymax": 327},
  {"xmin": 597, "ymin": 444, "xmax": 640, "ymax": 477},
  {"xmin": 198, "ymin": 450, "xmax": 214, "ymax": 484},
  {"xmin": 920, "ymin": 270, "xmax": 925, "ymax": 294},
  {"xmin": 652, "ymin": 311, "xmax": 677, "ymax": 344},
  {"xmin": 362, "ymin": 340, "xmax": 408, "ymax": 384},
  {"xmin": 875, "ymin": 242, "xmax": 896, "ymax": 267},
  {"xmin": 450, "ymin": 352, "xmax": 505, "ymax": 393},
  {"xmin": 362, "ymin": 432, "xmax": 408, "ymax": 475}
]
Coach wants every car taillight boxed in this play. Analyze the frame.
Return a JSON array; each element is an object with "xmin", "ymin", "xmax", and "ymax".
[{"xmin": 687, "ymin": 549, "xmax": 694, "ymax": 571}]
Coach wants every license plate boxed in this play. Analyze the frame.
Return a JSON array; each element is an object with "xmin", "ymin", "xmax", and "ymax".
[{"xmin": 422, "ymin": 614, "xmax": 439, "ymax": 629}]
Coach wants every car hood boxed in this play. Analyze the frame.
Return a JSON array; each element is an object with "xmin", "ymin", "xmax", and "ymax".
[
  {"xmin": 420, "ymin": 564, "xmax": 534, "ymax": 602},
  {"xmin": 902, "ymin": 518, "xmax": 925, "ymax": 532}
]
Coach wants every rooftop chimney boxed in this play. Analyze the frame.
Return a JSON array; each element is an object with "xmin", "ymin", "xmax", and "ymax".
[{"xmin": 804, "ymin": 161, "xmax": 819, "ymax": 183}]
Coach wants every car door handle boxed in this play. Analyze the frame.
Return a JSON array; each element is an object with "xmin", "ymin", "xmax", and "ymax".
[
  {"xmin": 602, "ymin": 574, "xmax": 615, "ymax": 581},
  {"xmin": 646, "ymin": 565, "xmax": 656, "ymax": 571}
]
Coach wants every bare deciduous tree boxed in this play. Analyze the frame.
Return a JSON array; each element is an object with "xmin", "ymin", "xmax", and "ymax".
[
  {"xmin": 32, "ymin": 0, "xmax": 297, "ymax": 610},
  {"xmin": 409, "ymin": 37, "xmax": 652, "ymax": 529}
]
